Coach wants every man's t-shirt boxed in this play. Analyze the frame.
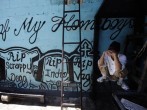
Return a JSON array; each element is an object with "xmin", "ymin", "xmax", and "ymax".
[{"xmin": 104, "ymin": 54, "xmax": 127, "ymax": 75}]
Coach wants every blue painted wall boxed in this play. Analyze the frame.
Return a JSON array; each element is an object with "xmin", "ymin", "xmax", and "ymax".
[
  {"xmin": 98, "ymin": 18, "xmax": 134, "ymax": 55},
  {"xmin": 0, "ymin": 0, "xmax": 137, "ymax": 94},
  {"xmin": 0, "ymin": 0, "xmax": 103, "ymax": 93}
]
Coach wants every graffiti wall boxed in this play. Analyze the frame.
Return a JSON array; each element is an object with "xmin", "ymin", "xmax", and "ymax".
[
  {"xmin": 0, "ymin": 0, "xmax": 137, "ymax": 94},
  {"xmin": 0, "ymin": 0, "xmax": 104, "ymax": 93},
  {"xmin": 0, "ymin": 39, "xmax": 92, "ymax": 91},
  {"xmin": 98, "ymin": 18, "xmax": 134, "ymax": 55}
]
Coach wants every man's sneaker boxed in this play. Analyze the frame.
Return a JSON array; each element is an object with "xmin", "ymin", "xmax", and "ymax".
[
  {"xmin": 97, "ymin": 76, "xmax": 108, "ymax": 83},
  {"xmin": 117, "ymin": 79, "xmax": 122, "ymax": 86},
  {"xmin": 121, "ymin": 82, "xmax": 129, "ymax": 91},
  {"xmin": 117, "ymin": 80, "xmax": 129, "ymax": 91}
]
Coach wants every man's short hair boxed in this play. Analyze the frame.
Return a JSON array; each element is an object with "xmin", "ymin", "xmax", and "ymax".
[{"xmin": 108, "ymin": 41, "xmax": 120, "ymax": 53}]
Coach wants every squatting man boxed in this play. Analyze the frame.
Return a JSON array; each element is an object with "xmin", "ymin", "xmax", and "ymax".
[{"xmin": 97, "ymin": 41, "xmax": 129, "ymax": 90}]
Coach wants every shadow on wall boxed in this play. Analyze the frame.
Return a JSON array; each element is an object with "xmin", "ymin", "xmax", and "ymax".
[{"xmin": 91, "ymin": 0, "xmax": 144, "ymax": 97}]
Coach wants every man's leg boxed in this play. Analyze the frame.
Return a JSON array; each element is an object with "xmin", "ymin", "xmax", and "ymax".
[
  {"xmin": 97, "ymin": 66, "xmax": 109, "ymax": 82},
  {"xmin": 114, "ymin": 69, "xmax": 129, "ymax": 90}
]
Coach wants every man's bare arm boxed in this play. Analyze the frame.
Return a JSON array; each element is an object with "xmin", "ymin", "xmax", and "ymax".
[{"xmin": 98, "ymin": 52, "xmax": 105, "ymax": 67}]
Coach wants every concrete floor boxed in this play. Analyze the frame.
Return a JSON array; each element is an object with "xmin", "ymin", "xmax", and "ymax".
[
  {"xmin": 0, "ymin": 81, "xmax": 128, "ymax": 110},
  {"xmin": 0, "ymin": 95, "xmax": 95, "ymax": 110},
  {"xmin": 91, "ymin": 81, "xmax": 123, "ymax": 110}
]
